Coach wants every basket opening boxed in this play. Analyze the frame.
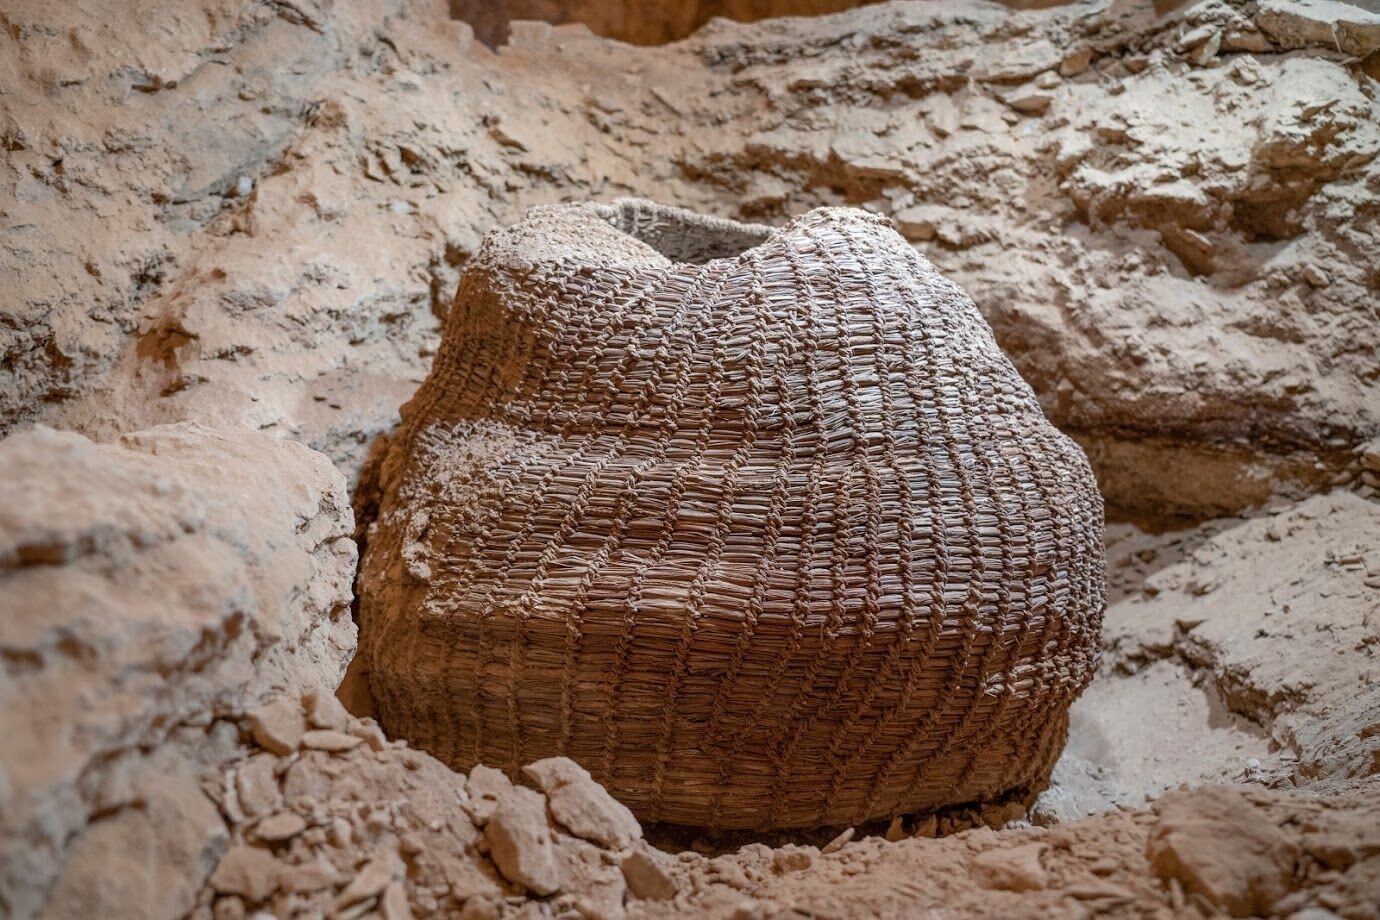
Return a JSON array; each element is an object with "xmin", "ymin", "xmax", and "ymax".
[{"xmin": 605, "ymin": 200, "xmax": 773, "ymax": 266}]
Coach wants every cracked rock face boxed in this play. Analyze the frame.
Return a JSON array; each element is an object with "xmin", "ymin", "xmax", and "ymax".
[
  {"xmin": 4, "ymin": 0, "xmax": 1376, "ymax": 521},
  {"xmin": 456, "ymin": 0, "xmax": 889, "ymax": 46},
  {"xmin": 0, "ymin": 424, "xmax": 357, "ymax": 918},
  {"xmin": 1096, "ymin": 490, "xmax": 1380, "ymax": 788}
]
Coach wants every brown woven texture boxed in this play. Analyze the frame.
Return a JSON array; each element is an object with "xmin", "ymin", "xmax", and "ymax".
[{"xmin": 360, "ymin": 198, "xmax": 1106, "ymax": 830}]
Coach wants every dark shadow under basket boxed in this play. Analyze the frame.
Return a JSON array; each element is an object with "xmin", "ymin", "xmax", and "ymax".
[{"xmin": 360, "ymin": 198, "xmax": 1106, "ymax": 830}]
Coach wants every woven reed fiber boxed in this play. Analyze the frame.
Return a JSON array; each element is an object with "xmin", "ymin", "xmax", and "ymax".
[{"xmin": 359, "ymin": 198, "xmax": 1106, "ymax": 831}]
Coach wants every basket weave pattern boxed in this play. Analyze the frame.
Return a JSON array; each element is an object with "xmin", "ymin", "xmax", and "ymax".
[{"xmin": 361, "ymin": 199, "xmax": 1106, "ymax": 830}]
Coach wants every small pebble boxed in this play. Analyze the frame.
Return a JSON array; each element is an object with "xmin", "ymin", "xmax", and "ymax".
[
  {"xmin": 255, "ymin": 811, "xmax": 307, "ymax": 842},
  {"xmin": 822, "ymin": 827, "xmax": 855, "ymax": 854}
]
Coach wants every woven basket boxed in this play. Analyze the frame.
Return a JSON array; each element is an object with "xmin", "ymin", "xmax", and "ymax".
[{"xmin": 360, "ymin": 199, "xmax": 1105, "ymax": 830}]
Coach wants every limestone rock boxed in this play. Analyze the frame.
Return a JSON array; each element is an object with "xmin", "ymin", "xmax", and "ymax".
[
  {"xmin": 302, "ymin": 730, "xmax": 363, "ymax": 752},
  {"xmin": 247, "ymin": 700, "xmax": 306, "ymax": 757},
  {"xmin": 464, "ymin": 765, "xmax": 516, "ymax": 826},
  {"xmin": 1099, "ymin": 491, "xmax": 1380, "ymax": 783},
  {"xmin": 970, "ymin": 843, "xmax": 1048, "ymax": 892},
  {"xmin": 523, "ymin": 758, "xmax": 642, "ymax": 850},
  {"xmin": 235, "ymin": 755, "xmax": 283, "ymax": 820},
  {"xmin": 1147, "ymin": 788, "xmax": 1299, "ymax": 917},
  {"xmin": 279, "ymin": 858, "xmax": 341, "ymax": 895},
  {"xmin": 973, "ymin": 37, "xmax": 1060, "ymax": 82},
  {"xmin": 484, "ymin": 787, "xmax": 563, "ymax": 896},
  {"xmin": 0, "ymin": 424, "xmax": 356, "ymax": 917},
  {"xmin": 621, "ymin": 847, "xmax": 678, "ymax": 901},
  {"xmin": 254, "ymin": 812, "xmax": 306, "ymax": 843},
  {"xmin": 335, "ymin": 855, "xmax": 397, "ymax": 907},
  {"xmin": 209, "ymin": 846, "xmax": 282, "ymax": 905},
  {"xmin": 380, "ymin": 881, "xmax": 413, "ymax": 920},
  {"xmin": 1360, "ymin": 437, "xmax": 1380, "ymax": 473},
  {"xmin": 39, "ymin": 759, "xmax": 227, "ymax": 920},
  {"xmin": 305, "ymin": 690, "xmax": 352, "ymax": 733},
  {"xmin": 1256, "ymin": 0, "xmax": 1380, "ymax": 57},
  {"xmin": 0, "ymin": 0, "xmax": 1373, "ymax": 526}
]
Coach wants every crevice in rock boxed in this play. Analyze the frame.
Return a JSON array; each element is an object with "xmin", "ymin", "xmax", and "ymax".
[{"xmin": 451, "ymin": 0, "xmax": 884, "ymax": 47}]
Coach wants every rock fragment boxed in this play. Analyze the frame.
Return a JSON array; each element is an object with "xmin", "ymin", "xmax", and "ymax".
[
  {"xmin": 822, "ymin": 828, "xmax": 854, "ymax": 854},
  {"xmin": 1358, "ymin": 437, "xmax": 1380, "ymax": 473},
  {"xmin": 465, "ymin": 764, "xmax": 515, "ymax": 826},
  {"xmin": 305, "ymin": 690, "xmax": 351, "ymax": 732},
  {"xmin": 971, "ymin": 842, "xmax": 1048, "ymax": 891},
  {"xmin": 254, "ymin": 811, "xmax": 307, "ymax": 842},
  {"xmin": 484, "ymin": 787, "xmax": 563, "ymax": 896},
  {"xmin": 1256, "ymin": 0, "xmax": 1380, "ymax": 57},
  {"xmin": 1188, "ymin": 31, "xmax": 1221, "ymax": 66},
  {"xmin": 248, "ymin": 700, "xmax": 306, "ymax": 756},
  {"xmin": 351, "ymin": 720, "xmax": 389, "ymax": 752},
  {"xmin": 236, "ymin": 755, "xmax": 282, "ymax": 819},
  {"xmin": 302, "ymin": 730, "xmax": 363, "ymax": 752},
  {"xmin": 1003, "ymin": 91, "xmax": 1052, "ymax": 115},
  {"xmin": 892, "ymin": 205, "xmax": 938, "ymax": 242},
  {"xmin": 1302, "ymin": 265, "xmax": 1330, "ymax": 288},
  {"xmin": 924, "ymin": 94, "xmax": 959, "ymax": 137},
  {"xmin": 1059, "ymin": 47, "xmax": 1092, "ymax": 77},
  {"xmin": 336, "ymin": 855, "xmax": 397, "ymax": 907},
  {"xmin": 1066, "ymin": 880, "xmax": 1136, "ymax": 902},
  {"xmin": 280, "ymin": 858, "xmax": 341, "ymax": 894},
  {"xmin": 973, "ymin": 38, "xmax": 1060, "ymax": 82},
  {"xmin": 523, "ymin": 757, "xmax": 641, "ymax": 849},
  {"xmin": 772, "ymin": 847, "xmax": 815, "ymax": 873},
  {"xmin": 621, "ymin": 847, "xmax": 678, "ymax": 901},
  {"xmin": 1147, "ymin": 788, "xmax": 1299, "ymax": 917},
  {"xmin": 1178, "ymin": 24, "xmax": 1217, "ymax": 51},
  {"xmin": 209, "ymin": 845, "xmax": 281, "ymax": 904},
  {"xmin": 381, "ymin": 880, "xmax": 413, "ymax": 920}
]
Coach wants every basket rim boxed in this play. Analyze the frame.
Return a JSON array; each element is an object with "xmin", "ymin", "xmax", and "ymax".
[{"xmin": 525, "ymin": 197, "xmax": 895, "ymax": 272}]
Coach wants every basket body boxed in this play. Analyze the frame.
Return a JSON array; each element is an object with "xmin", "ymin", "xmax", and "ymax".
[{"xmin": 360, "ymin": 199, "xmax": 1105, "ymax": 830}]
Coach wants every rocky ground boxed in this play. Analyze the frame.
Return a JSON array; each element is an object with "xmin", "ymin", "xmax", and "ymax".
[{"xmin": 1, "ymin": 0, "xmax": 1378, "ymax": 917}]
